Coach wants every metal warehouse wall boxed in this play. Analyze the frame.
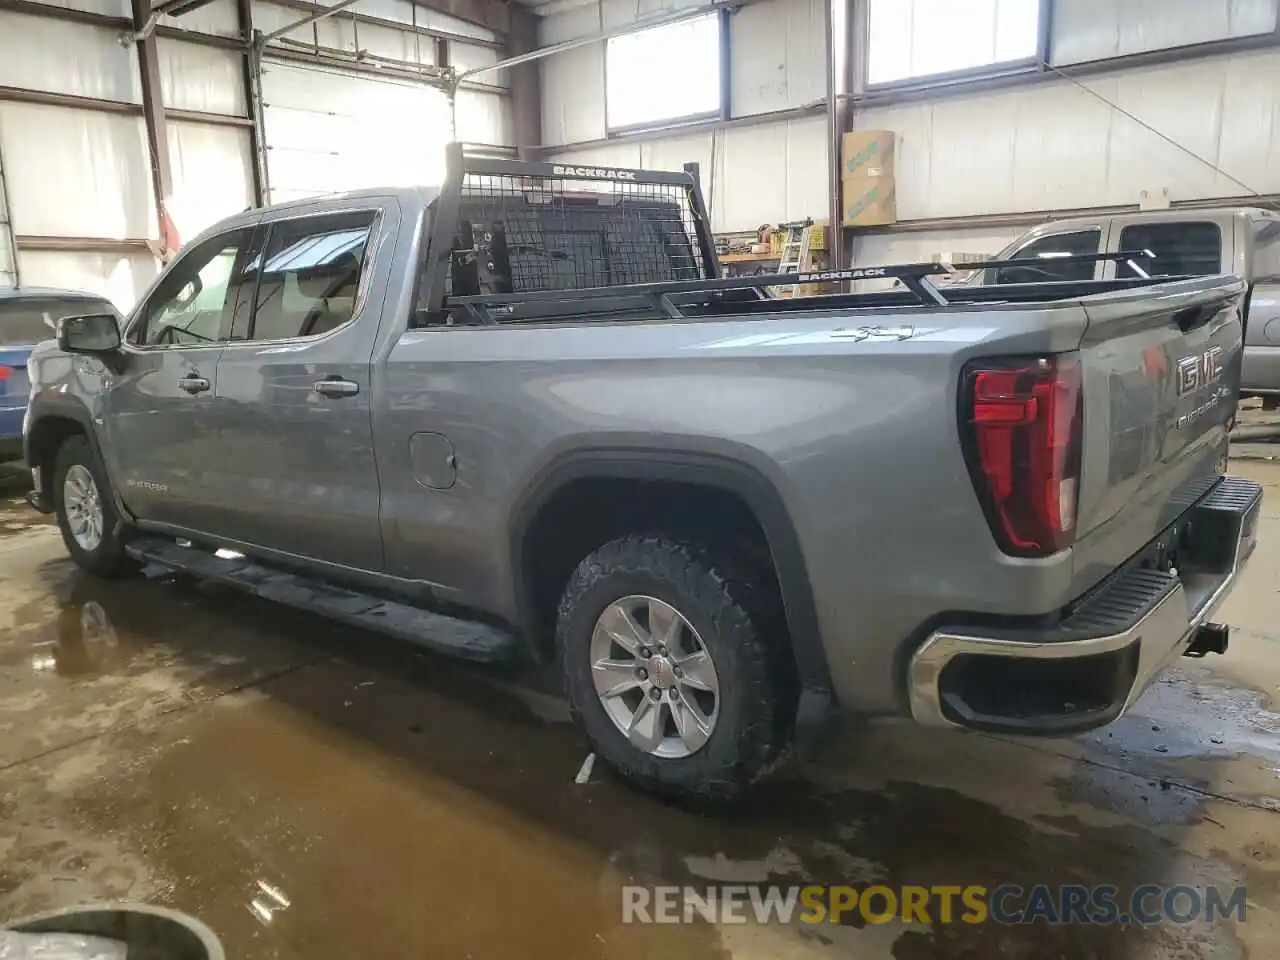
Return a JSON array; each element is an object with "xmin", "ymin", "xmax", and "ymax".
[
  {"xmin": 0, "ymin": 0, "xmax": 513, "ymax": 310},
  {"xmin": 540, "ymin": 0, "xmax": 1280, "ymax": 261},
  {"xmin": 538, "ymin": 0, "xmax": 830, "ymax": 233}
]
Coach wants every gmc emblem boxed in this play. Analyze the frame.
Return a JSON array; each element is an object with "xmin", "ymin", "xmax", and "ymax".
[{"xmin": 1176, "ymin": 346, "xmax": 1224, "ymax": 396}]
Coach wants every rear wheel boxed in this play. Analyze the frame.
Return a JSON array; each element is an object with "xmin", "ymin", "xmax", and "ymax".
[
  {"xmin": 53, "ymin": 435, "xmax": 135, "ymax": 578},
  {"xmin": 557, "ymin": 534, "xmax": 794, "ymax": 802}
]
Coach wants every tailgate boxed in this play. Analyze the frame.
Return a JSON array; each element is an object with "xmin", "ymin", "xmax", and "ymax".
[{"xmin": 1069, "ymin": 275, "xmax": 1247, "ymax": 596}]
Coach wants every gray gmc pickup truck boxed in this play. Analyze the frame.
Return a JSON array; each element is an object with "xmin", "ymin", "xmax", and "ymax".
[{"xmin": 23, "ymin": 149, "xmax": 1263, "ymax": 800}]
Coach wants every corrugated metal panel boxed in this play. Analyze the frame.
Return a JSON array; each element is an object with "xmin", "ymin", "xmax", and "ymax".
[
  {"xmin": 16, "ymin": 250, "xmax": 158, "ymax": 312},
  {"xmin": 729, "ymin": 0, "xmax": 824, "ymax": 117},
  {"xmin": 715, "ymin": 116, "xmax": 827, "ymax": 231},
  {"xmin": 858, "ymin": 48, "xmax": 1280, "ymax": 220},
  {"xmin": 167, "ymin": 121, "xmax": 252, "ymax": 240},
  {"xmin": 351, "ymin": 0, "xmax": 497, "ymax": 41},
  {"xmin": 254, "ymin": 0, "xmax": 494, "ymax": 47},
  {"xmin": 452, "ymin": 43, "xmax": 508, "ymax": 88},
  {"xmin": 158, "ymin": 0, "xmax": 239, "ymax": 36},
  {"xmin": 0, "ymin": 12, "xmax": 141, "ymax": 103},
  {"xmin": 21, "ymin": 0, "xmax": 129, "ymax": 18},
  {"xmin": 540, "ymin": 43, "xmax": 603, "ymax": 145},
  {"xmin": 0, "ymin": 102, "xmax": 153, "ymax": 238},
  {"xmin": 357, "ymin": 21, "xmax": 439, "ymax": 65},
  {"xmin": 255, "ymin": 1, "xmax": 358, "ymax": 50},
  {"xmin": 261, "ymin": 59, "xmax": 451, "ymax": 202},
  {"xmin": 1052, "ymin": 0, "xmax": 1279, "ymax": 65},
  {"xmin": 548, "ymin": 115, "xmax": 829, "ymax": 233},
  {"xmin": 597, "ymin": 0, "xmax": 711, "ymax": 29},
  {"xmin": 454, "ymin": 88, "xmax": 512, "ymax": 145},
  {"xmin": 538, "ymin": 0, "xmax": 600, "ymax": 43},
  {"xmin": 157, "ymin": 39, "xmax": 247, "ymax": 116}
]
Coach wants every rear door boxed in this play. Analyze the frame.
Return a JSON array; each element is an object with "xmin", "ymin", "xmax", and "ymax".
[{"xmin": 210, "ymin": 202, "xmax": 392, "ymax": 571}]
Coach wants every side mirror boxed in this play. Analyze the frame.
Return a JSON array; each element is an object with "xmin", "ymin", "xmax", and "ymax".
[{"xmin": 58, "ymin": 313, "xmax": 121, "ymax": 355}]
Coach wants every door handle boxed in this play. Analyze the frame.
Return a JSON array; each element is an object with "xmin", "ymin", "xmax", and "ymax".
[
  {"xmin": 313, "ymin": 378, "xmax": 360, "ymax": 398},
  {"xmin": 177, "ymin": 376, "xmax": 210, "ymax": 395}
]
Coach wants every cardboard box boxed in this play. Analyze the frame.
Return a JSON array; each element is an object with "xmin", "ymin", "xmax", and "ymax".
[
  {"xmin": 841, "ymin": 176, "xmax": 897, "ymax": 227},
  {"xmin": 841, "ymin": 130, "xmax": 896, "ymax": 179}
]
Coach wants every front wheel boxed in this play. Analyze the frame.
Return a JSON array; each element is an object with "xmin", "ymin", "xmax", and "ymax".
[
  {"xmin": 53, "ymin": 435, "xmax": 135, "ymax": 578},
  {"xmin": 557, "ymin": 535, "xmax": 795, "ymax": 802}
]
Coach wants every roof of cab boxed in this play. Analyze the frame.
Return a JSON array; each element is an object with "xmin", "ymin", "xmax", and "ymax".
[{"xmin": 212, "ymin": 185, "xmax": 442, "ymax": 233}]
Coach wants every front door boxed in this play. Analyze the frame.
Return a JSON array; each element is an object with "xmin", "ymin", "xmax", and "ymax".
[
  {"xmin": 211, "ymin": 203, "xmax": 391, "ymax": 572},
  {"xmin": 105, "ymin": 226, "xmax": 257, "ymax": 531}
]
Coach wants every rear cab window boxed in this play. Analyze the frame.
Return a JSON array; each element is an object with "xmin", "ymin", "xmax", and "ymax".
[
  {"xmin": 236, "ymin": 210, "xmax": 378, "ymax": 343},
  {"xmin": 1117, "ymin": 222, "xmax": 1223, "ymax": 279},
  {"xmin": 987, "ymin": 229, "xmax": 1102, "ymax": 285}
]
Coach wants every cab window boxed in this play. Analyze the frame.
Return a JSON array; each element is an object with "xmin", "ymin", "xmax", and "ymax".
[
  {"xmin": 1116, "ymin": 222, "xmax": 1222, "ymax": 278},
  {"xmin": 242, "ymin": 211, "xmax": 376, "ymax": 343},
  {"xmin": 988, "ymin": 229, "xmax": 1101, "ymax": 285},
  {"xmin": 131, "ymin": 228, "xmax": 253, "ymax": 346}
]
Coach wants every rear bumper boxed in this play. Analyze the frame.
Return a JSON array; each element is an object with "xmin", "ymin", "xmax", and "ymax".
[{"xmin": 907, "ymin": 475, "xmax": 1262, "ymax": 735}]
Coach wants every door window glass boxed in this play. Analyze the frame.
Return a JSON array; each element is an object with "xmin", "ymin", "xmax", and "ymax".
[
  {"xmin": 988, "ymin": 229, "xmax": 1101, "ymax": 284},
  {"xmin": 132, "ymin": 229, "xmax": 252, "ymax": 346},
  {"xmin": 246, "ymin": 211, "xmax": 376, "ymax": 342},
  {"xmin": 1117, "ymin": 222, "xmax": 1222, "ymax": 278}
]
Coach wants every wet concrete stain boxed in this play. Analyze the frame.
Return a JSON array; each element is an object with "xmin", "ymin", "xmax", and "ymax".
[{"xmin": 1, "ymin": 462, "xmax": 1280, "ymax": 958}]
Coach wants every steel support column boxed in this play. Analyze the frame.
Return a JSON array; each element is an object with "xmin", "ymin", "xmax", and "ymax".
[
  {"xmin": 825, "ymin": 0, "xmax": 850, "ymax": 269},
  {"xmin": 237, "ymin": 0, "xmax": 267, "ymax": 205},
  {"xmin": 131, "ymin": 0, "xmax": 174, "ymax": 256},
  {"xmin": 506, "ymin": 3, "xmax": 542, "ymax": 159}
]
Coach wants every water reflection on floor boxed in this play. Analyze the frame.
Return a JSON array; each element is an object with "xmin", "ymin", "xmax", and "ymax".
[{"xmin": 1, "ymin": 463, "xmax": 1279, "ymax": 958}]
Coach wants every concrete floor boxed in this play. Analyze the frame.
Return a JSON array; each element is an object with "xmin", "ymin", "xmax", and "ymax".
[{"xmin": 1, "ymin": 459, "xmax": 1279, "ymax": 959}]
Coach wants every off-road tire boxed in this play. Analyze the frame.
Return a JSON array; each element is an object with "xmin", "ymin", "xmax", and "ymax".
[
  {"xmin": 557, "ymin": 534, "xmax": 796, "ymax": 802},
  {"xmin": 53, "ymin": 435, "xmax": 135, "ymax": 578}
]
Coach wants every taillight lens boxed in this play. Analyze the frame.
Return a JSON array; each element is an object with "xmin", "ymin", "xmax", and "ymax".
[{"xmin": 960, "ymin": 354, "xmax": 1083, "ymax": 557}]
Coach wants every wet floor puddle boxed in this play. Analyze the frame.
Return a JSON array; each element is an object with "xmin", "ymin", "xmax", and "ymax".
[{"xmin": 1, "ymin": 511, "xmax": 1280, "ymax": 956}]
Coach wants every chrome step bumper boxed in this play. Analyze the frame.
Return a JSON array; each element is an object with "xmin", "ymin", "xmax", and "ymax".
[{"xmin": 907, "ymin": 476, "xmax": 1263, "ymax": 734}]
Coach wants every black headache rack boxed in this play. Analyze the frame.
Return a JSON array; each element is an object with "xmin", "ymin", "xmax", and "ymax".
[{"xmin": 418, "ymin": 148, "xmax": 1172, "ymax": 326}]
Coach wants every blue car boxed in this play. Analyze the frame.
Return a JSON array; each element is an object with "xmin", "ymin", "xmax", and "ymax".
[{"xmin": 1, "ymin": 287, "xmax": 120, "ymax": 461}]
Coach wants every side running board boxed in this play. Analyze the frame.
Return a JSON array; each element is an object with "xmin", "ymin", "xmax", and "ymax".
[{"xmin": 125, "ymin": 536, "xmax": 518, "ymax": 662}]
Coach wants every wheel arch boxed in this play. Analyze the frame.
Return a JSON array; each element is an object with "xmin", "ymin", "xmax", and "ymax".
[
  {"xmin": 508, "ymin": 447, "xmax": 834, "ymax": 714},
  {"xmin": 25, "ymin": 399, "xmax": 121, "ymax": 515}
]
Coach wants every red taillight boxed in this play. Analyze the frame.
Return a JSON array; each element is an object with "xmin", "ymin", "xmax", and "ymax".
[
  {"xmin": 961, "ymin": 354, "xmax": 1083, "ymax": 557},
  {"xmin": 0, "ymin": 365, "xmax": 10, "ymax": 380}
]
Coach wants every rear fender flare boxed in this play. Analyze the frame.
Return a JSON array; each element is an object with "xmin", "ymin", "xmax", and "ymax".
[{"xmin": 507, "ymin": 447, "xmax": 833, "ymax": 702}]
